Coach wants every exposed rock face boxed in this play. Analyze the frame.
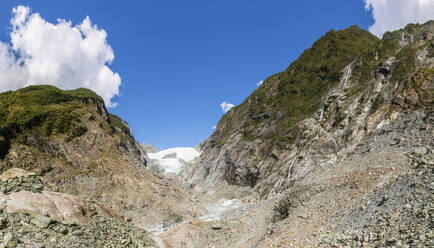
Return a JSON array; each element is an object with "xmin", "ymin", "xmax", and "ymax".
[
  {"xmin": 191, "ymin": 21, "xmax": 434, "ymax": 199},
  {"xmin": 0, "ymin": 86, "xmax": 200, "ymax": 229},
  {"xmin": 261, "ymin": 106, "xmax": 433, "ymax": 247},
  {"xmin": 141, "ymin": 143, "xmax": 161, "ymax": 153}
]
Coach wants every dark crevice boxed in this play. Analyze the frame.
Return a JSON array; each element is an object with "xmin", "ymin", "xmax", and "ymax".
[{"xmin": 0, "ymin": 135, "xmax": 11, "ymax": 160}]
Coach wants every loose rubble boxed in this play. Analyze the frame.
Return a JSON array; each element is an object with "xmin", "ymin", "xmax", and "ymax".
[{"xmin": 0, "ymin": 210, "xmax": 157, "ymax": 248}]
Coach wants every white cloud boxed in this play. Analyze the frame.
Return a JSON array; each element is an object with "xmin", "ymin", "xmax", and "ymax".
[
  {"xmin": 0, "ymin": 6, "xmax": 121, "ymax": 107},
  {"xmin": 212, "ymin": 125, "xmax": 217, "ymax": 130},
  {"xmin": 256, "ymin": 80, "xmax": 264, "ymax": 87},
  {"xmin": 220, "ymin": 102, "xmax": 235, "ymax": 113},
  {"xmin": 364, "ymin": 0, "xmax": 434, "ymax": 37}
]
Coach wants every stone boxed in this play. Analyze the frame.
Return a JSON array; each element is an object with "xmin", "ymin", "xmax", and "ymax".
[
  {"xmin": 0, "ymin": 217, "xmax": 6, "ymax": 229},
  {"xmin": 3, "ymin": 232, "xmax": 19, "ymax": 248},
  {"xmin": 31, "ymin": 215, "xmax": 52, "ymax": 229},
  {"xmin": 58, "ymin": 227, "xmax": 69, "ymax": 235},
  {"xmin": 0, "ymin": 190, "xmax": 114, "ymax": 224},
  {"xmin": 30, "ymin": 244, "xmax": 45, "ymax": 248},
  {"xmin": 414, "ymin": 147, "xmax": 427, "ymax": 157},
  {"xmin": 420, "ymin": 123, "xmax": 430, "ymax": 130},
  {"xmin": 211, "ymin": 224, "xmax": 223, "ymax": 230},
  {"xmin": 162, "ymin": 153, "xmax": 177, "ymax": 159},
  {"xmin": 49, "ymin": 237, "xmax": 57, "ymax": 243}
]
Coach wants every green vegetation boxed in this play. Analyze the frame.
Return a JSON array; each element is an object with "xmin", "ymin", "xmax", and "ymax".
[
  {"xmin": 67, "ymin": 88, "xmax": 104, "ymax": 102},
  {"xmin": 401, "ymin": 67, "xmax": 434, "ymax": 106},
  {"xmin": 65, "ymin": 126, "xmax": 88, "ymax": 142},
  {"xmin": 0, "ymin": 85, "xmax": 100, "ymax": 143},
  {"xmin": 214, "ymin": 21, "xmax": 434, "ymax": 150},
  {"xmin": 392, "ymin": 45, "xmax": 417, "ymax": 81},
  {"xmin": 108, "ymin": 113, "xmax": 136, "ymax": 145},
  {"xmin": 108, "ymin": 114, "xmax": 130, "ymax": 134},
  {"xmin": 216, "ymin": 25, "xmax": 383, "ymax": 148}
]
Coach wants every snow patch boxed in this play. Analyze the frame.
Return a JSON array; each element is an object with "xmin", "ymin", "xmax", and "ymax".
[
  {"xmin": 200, "ymin": 199, "xmax": 240, "ymax": 222},
  {"xmin": 148, "ymin": 147, "xmax": 200, "ymax": 174},
  {"xmin": 221, "ymin": 199, "xmax": 235, "ymax": 207}
]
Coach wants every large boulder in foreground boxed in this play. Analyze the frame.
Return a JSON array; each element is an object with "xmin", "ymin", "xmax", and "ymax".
[
  {"xmin": 0, "ymin": 168, "xmax": 116, "ymax": 224},
  {"xmin": 0, "ymin": 191, "xmax": 114, "ymax": 224},
  {"xmin": 0, "ymin": 168, "xmax": 160, "ymax": 247}
]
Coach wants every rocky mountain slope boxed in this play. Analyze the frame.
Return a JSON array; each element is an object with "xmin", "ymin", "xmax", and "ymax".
[
  {"xmin": 191, "ymin": 21, "xmax": 434, "ymax": 200},
  {"xmin": 153, "ymin": 21, "xmax": 433, "ymax": 248},
  {"xmin": 261, "ymin": 108, "xmax": 433, "ymax": 247},
  {"xmin": 159, "ymin": 111, "xmax": 433, "ymax": 247},
  {"xmin": 0, "ymin": 85, "xmax": 201, "ymax": 232}
]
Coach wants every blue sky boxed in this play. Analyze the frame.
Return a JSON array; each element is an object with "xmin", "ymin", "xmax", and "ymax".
[{"xmin": 0, "ymin": 1, "xmax": 427, "ymax": 149}]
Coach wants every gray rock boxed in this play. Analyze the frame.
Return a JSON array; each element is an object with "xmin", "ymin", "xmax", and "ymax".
[
  {"xmin": 30, "ymin": 215, "xmax": 52, "ymax": 229},
  {"xmin": 414, "ymin": 147, "xmax": 427, "ymax": 157},
  {"xmin": 3, "ymin": 232, "xmax": 19, "ymax": 248},
  {"xmin": 162, "ymin": 153, "xmax": 177, "ymax": 159}
]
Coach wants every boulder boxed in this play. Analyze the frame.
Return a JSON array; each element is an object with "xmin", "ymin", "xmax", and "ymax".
[
  {"xmin": 3, "ymin": 232, "xmax": 19, "ymax": 248},
  {"xmin": 30, "ymin": 215, "xmax": 53, "ymax": 229},
  {"xmin": 0, "ymin": 191, "xmax": 114, "ymax": 224},
  {"xmin": 414, "ymin": 147, "xmax": 427, "ymax": 157}
]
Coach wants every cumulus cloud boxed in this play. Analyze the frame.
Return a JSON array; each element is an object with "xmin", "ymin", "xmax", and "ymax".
[
  {"xmin": 256, "ymin": 80, "xmax": 264, "ymax": 87},
  {"xmin": 220, "ymin": 102, "xmax": 235, "ymax": 113},
  {"xmin": 0, "ymin": 6, "xmax": 121, "ymax": 107},
  {"xmin": 364, "ymin": 0, "xmax": 434, "ymax": 37}
]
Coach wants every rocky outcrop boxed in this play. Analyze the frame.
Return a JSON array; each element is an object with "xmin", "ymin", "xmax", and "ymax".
[
  {"xmin": 191, "ymin": 21, "xmax": 434, "ymax": 199},
  {"xmin": 141, "ymin": 143, "xmax": 161, "ymax": 153}
]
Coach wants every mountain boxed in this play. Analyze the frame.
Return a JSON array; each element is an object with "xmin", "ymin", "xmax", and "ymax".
[
  {"xmin": 140, "ymin": 143, "xmax": 161, "ymax": 153},
  {"xmin": 190, "ymin": 21, "xmax": 433, "ymax": 198},
  {"xmin": 0, "ymin": 85, "xmax": 200, "ymax": 232},
  {"xmin": 151, "ymin": 21, "xmax": 433, "ymax": 248},
  {"xmin": 0, "ymin": 20, "xmax": 432, "ymax": 248}
]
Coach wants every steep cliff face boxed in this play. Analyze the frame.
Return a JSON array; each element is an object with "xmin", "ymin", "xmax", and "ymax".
[
  {"xmin": 0, "ymin": 85, "xmax": 200, "ymax": 229},
  {"xmin": 192, "ymin": 21, "xmax": 434, "ymax": 198}
]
